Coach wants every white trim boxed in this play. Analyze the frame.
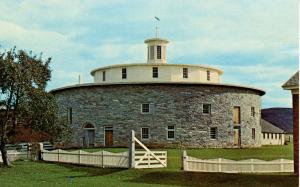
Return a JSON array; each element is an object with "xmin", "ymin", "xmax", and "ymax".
[
  {"xmin": 141, "ymin": 103, "xmax": 150, "ymax": 114},
  {"xmin": 141, "ymin": 127, "xmax": 150, "ymax": 140},
  {"xmin": 166, "ymin": 125, "xmax": 175, "ymax": 140}
]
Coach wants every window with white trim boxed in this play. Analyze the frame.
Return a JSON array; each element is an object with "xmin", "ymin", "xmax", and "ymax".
[
  {"xmin": 141, "ymin": 127, "xmax": 149, "ymax": 140},
  {"xmin": 150, "ymin": 46, "xmax": 154, "ymax": 60},
  {"xmin": 102, "ymin": 71, "xmax": 106, "ymax": 81},
  {"xmin": 141, "ymin": 103, "xmax": 150, "ymax": 114},
  {"xmin": 167, "ymin": 125, "xmax": 175, "ymax": 140},
  {"xmin": 207, "ymin": 70, "xmax": 210, "ymax": 81},
  {"xmin": 122, "ymin": 68, "xmax": 127, "ymax": 79},
  {"xmin": 183, "ymin": 68, "xmax": 188, "ymax": 78},
  {"xmin": 157, "ymin": 46, "xmax": 161, "ymax": 59},
  {"xmin": 210, "ymin": 127, "xmax": 217, "ymax": 139},
  {"xmin": 153, "ymin": 67, "xmax": 158, "ymax": 78},
  {"xmin": 203, "ymin": 104, "xmax": 211, "ymax": 114}
]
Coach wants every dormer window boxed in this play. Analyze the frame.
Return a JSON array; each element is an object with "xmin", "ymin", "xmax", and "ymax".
[
  {"xmin": 102, "ymin": 71, "xmax": 106, "ymax": 81},
  {"xmin": 153, "ymin": 67, "xmax": 158, "ymax": 78},
  {"xmin": 157, "ymin": 46, "xmax": 161, "ymax": 59},
  {"xmin": 207, "ymin": 70, "xmax": 210, "ymax": 81},
  {"xmin": 122, "ymin": 68, "xmax": 127, "ymax": 79}
]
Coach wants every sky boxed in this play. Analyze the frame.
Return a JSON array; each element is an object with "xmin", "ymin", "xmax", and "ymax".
[{"xmin": 0, "ymin": 0, "xmax": 298, "ymax": 108}]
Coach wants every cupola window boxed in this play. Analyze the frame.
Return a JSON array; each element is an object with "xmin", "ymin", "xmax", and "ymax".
[
  {"xmin": 150, "ymin": 46, "xmax": 154, "ymax": 60},
  {"xmin": 157, "ymin": 46, "xmax": 161, "ymax": 59}
]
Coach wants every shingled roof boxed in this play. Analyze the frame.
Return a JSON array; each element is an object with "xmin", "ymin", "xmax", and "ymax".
[
  {"xmin": 261, "ymin": 108, "xmax": 293, "ymax": 134},
  {"xmin": 282, "ymin": 71, "xmax": 299, "ymax": 89},
  {"xmin": 261, "ymin": 119, "xmax": 284, "ymax": 133}
]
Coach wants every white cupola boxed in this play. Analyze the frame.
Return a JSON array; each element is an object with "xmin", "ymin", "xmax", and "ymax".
[{"xmin": 144, "ymin": 38, "xmax": 169, "ymax": 64}]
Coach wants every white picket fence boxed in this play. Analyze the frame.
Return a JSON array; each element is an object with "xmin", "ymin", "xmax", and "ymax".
[
  {"xmin": 0, "ymin": 150, "xmax": 28, "ymax": 162},
  {"xmin": 42, "ymin": 149, "xmax": 129, "ymax": 168},
  {"xmin": 182, "ymin": 151, "xmax": 293, "ymax": 173}
]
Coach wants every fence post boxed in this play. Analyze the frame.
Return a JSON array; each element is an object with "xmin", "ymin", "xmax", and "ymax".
[
  {"xmin": 218, "ymin": 158, "xmax": 222, "ymax": 172},
  {"xmin": 57, "ymin": 149, "xmax": 60, "ymax": 162},
  {"xmin": 182, "ymin": 150, "xmax": 187, "ymax": 171},
  {"xmin": 78, "ymin": 150, "xmax": 81, "ymax": 164},
  {"xmin": 102, "ymin": 150, "xmax": 104, "ymax": 168},
  {"xmin": 251, "ymin": 159, "xmax": 254, "ymax": 173},
  {"xmin": 38, "ymin": 143, "xmax": 43, "ymax": 161},
  {"xmin": 129, "ymin": 130, "xmax": 135, "ymax": 168},
  {"xmin": 280, "ymin": 159, "xmax": 284, "ymax": 172}
]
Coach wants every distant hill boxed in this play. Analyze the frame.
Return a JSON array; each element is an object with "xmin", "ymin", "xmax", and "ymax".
[{"xmin": 261, "ymin": 108, "xmax": 293, "ymax": 134}]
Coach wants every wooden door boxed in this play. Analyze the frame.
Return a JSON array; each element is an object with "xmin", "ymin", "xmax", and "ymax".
[
  {"xmin": 105, "ymin": 130, "xmax": 113, "ymax": 147},
  {"xmin": 233, "ymin": 127, "xmax": 240, "ymax": 146},
  {"xmin": 233, "ymin": 106, "xmax": 241, "ymax": 125}
]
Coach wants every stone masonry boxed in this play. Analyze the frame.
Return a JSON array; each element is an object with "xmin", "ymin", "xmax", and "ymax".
[{"xmin": 53, "ymin": 83, "xmax": 263, "ymax": 148}]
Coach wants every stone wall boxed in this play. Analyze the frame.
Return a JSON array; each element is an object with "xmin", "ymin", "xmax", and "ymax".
[{"xmin": 54, "ymin": 84, "xmax": 262, "ymax": 148}]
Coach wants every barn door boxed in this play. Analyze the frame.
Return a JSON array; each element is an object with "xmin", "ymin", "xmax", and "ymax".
[
  {"xmin": 105, "ymin": 127, "xmax": 113, "ymax": 147},
  {"xmin": 233, "ymin": 127, "xmax": 241, "ymax": 147}
]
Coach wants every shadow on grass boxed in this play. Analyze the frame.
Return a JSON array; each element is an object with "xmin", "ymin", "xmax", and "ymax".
[
  {"xmin": 48, "ymin": 162, "xmax": 125, "ymax": 178},
  {"xmin": 126, "ymin": 171, "xmax": 299, "ymax": 187}
]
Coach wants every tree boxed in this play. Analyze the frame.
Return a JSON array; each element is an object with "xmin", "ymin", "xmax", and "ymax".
[{"xmin": 0, "ymin": 47, "xmax": 69, "ymax": 166}]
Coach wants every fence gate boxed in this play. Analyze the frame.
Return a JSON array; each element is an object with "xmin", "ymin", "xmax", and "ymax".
[{"xmin": 129, "ymin": 130, "xmax": 167, "ymax": 169}]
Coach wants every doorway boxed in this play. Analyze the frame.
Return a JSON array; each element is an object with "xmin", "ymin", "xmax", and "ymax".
[
  {"xmin": 233, "ymin": 126, "xmax": 241, "ymax": 147},
  {"xmin": 83, "ymin": 123, "xmax": 95, "ymax": 147},
  {"xmin": 105, "ymin": 126, "xmax": 113, "ymax": 147}
]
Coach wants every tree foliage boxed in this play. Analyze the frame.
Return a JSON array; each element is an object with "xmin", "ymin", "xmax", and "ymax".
[{"xmin": 0, "ymin": 47, "xmax": 70, "ymax": 166}]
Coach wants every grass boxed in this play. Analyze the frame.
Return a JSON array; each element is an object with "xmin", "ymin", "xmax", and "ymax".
[{"xmin": 0, "ymin": 143, "xmax": 297, "ymax": 187}]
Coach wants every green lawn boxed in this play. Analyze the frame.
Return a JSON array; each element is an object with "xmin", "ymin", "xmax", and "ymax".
[{"xmin": 0, "ymin": 144, "xmax": 297, "ymax": 187}]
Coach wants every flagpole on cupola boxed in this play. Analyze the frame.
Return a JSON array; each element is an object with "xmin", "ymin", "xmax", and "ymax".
[{"xmin": 155, "ymin": 16, "xmax": 160, "ymax": 38}]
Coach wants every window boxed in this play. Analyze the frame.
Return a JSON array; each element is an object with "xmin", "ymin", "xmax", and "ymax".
[
  {"xmin": 210, "ymin": 127, "xmax": 217, "ymax": 139},
  {"xmin": 157, "ymin": 46, "xmax": 161, "ymax": 59},
  {"xmin": 267, "ymin": 133, "xmax": 269, "ymax": 139},
  {"xmin": 275, "ymin": 134, "xmax": 277, "ymax": 139},
  {"xmin": 233, "ymin": 106, "xmax": 241, "ymax": 124},
  {"xmin": 153, "ymin": 67, "xmax": 158, "ymax": 78},
  {"xmin": 271, "ymin": 133, "xmax": 273, "ymax": 139},
  {"xmin": 141, "ymin": 127, "xmax": 149, "ymax": 140},
  {"xmin": 183, "ymin": 68, "xmax": 188, "ymax": 78},
  {"xmin": 67, "ymin": 107, "xmax": 72, "ymax": 124},
  {"xmin": 167, "ymin": 126, "xmax": 175, "ymax": 140},
  {"xmin": 122, "ymin": 68, "xmax": 127, "ymax": 79},
  {"xmin": 102, "ymin": 71, "xmax": 106, "ymax": 81},
  {"xmin": 203, "ymin": 104, "xmax": 211, "ymax": 114},
  {"xmin": 263, "ymin": 133, "xmax": 265, "ymax": 139},
  {"xmin": 252, "ymin": 128, "xmax": 255, "ymax": 140},
  {"xmin": 279, "ymin": 134, "xmax": 282, "ymax": 139},
  {"xmin": 251, "ymin": 107, "xmax": 255, "ymax": 117},
  {"xmin": 141, "ymin": 103, "xmax": 150, "ymax": 114},
  {"xmin": 207, "ymin": 70, "xmax": 210, "ymax": 81},
  {"xmin": 150, "ymin": 46, "xmax": 154, "ymax": 60}
]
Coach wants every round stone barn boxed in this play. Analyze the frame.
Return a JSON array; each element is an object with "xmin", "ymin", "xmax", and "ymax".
[{"xmin": 52, "ymin": 36, "xmax": 265, "ymax": 148}]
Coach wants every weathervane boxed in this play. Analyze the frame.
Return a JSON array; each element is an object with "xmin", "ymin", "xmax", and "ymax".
[{"xmin": 155, "ymin": 16, "xmax": 160, "ymax": 38}]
